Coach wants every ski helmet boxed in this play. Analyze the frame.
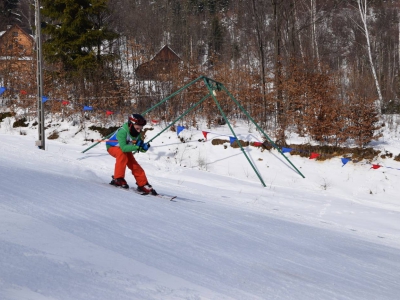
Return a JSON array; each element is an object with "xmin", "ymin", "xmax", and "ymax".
[{"xmin": 128, "ymin": 113, "xmax": 146, "ymax": 126}]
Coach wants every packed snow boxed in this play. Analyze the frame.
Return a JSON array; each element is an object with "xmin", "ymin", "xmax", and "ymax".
[{"xmin": 1, "ymin": 115, "xmax": 400, "ymax": 300}]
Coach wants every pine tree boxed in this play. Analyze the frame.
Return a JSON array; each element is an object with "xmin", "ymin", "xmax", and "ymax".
[
  {"xmin": 0, "ymin": 0, "xmax": 20, "ymax": 29},
  {"xmin": 209, "ymin": 15, "xmax": 224, "ymax": 55},
  {"xmin": 41, "ymin": 0, "xmax": 119, "ymax": 74}
]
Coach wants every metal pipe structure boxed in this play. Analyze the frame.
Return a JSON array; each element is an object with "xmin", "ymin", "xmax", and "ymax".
[{"xmin": 35, "ymin": 0, "xmax": 45, "ymax": 150}]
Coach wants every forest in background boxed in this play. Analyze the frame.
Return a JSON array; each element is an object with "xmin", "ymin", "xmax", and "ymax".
[{"xmin": 1, "ymin": 0, "xmax": 400, "ymax": 147}]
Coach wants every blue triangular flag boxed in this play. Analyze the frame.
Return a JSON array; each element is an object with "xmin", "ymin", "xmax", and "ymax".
[
  {"xmin": 177, "ymin": 126, "xmax": 185, "ymax": 135},
  {"xmin": 341, "ymin": 157, "xmax": 351, "ymax": 166},
  {"xmin": 42, "ymin": 96, "xmax": 48, "ymax": 103},
  {"xmin": 229, "ymin": 136, "xmax": 237, "ymax": 145},
  {"xmin": 83, "ymin": 105, "xmax": 93, "ymax": 111},
  {"xmin": 282, "ymin": 147, "xmax": 293, "ymax": 153},
  {"xmin": 0, "ymin": 87, "xmax": 6, "ymax": 95}
]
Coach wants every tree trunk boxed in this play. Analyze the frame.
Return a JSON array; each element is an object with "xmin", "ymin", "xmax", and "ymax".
[
  {"xmin": 311, "ymin": 0, "xmax": 321, "ymax": 70},
  {"xmin": 271, "ymin": 0, "xmax": 285, "ymax": 143},
  {"xmin": 251, "ymin": 0, "xmax": 267, "ymax": 126},
  {"xmin": 357, "ymin": 0, "xmax": 383, "ymax": 112}
]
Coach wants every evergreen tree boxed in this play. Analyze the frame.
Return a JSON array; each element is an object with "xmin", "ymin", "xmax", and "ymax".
[
  {"xmin": 41, "ymin": 0, "xmax": 119, "ymax": 74},
  {"xmin": 209, "ymin": 15, "xmax": 224, "ymax": 55},
  {"xmin": 0, "ymin": 0, "xmax": 20, "ymax": 30}
]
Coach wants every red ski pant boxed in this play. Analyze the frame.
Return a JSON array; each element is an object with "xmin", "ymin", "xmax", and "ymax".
[{"xmin": 107, "ymin": 147, "xmax": 148, "ymax": 187}]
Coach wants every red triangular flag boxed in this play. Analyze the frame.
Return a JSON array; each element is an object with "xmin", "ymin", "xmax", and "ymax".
[
  {"xmin": 151, "ymin": 119, "xmax": 159, "ymax": 124},
  {"xmin": 106, "ymin": 110, "xmax": 114, "ymax": 115},
  {"xmin": 371, "ymin": 164, "xmax": 381, "ymax": 169},
  {"xmin": 202, "ymin": 131, "xmax": 208, "ymax": 140},
  {"xmin": 62, "ymin": 100, "xmax": 70, "ymax": 105},
  {"xmin": 20, "ymin": 90, "xmax": 27, "ymax": 95},
  {"xmin": 253, "ymin": 142, "xmax": 263, "ymax": 147},
  {"xmin": 309, "ymin": 152, "xmax": 320, "ymax": 159}
]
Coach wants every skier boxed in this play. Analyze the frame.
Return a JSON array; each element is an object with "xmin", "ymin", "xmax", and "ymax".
[{"xmin": 107, "ymin": 113, "xmax": 157, "ymax": 195}]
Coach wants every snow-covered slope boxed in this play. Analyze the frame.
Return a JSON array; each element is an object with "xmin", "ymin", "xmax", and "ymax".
[{"xmin": 1, "ymin": 119, "xmax": 400, "ymax": 299}]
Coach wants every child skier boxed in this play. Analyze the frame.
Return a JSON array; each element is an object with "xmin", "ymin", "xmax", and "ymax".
[{"xmin": 106, "ymin": 113, "xmax": 157, "ymax": 195}]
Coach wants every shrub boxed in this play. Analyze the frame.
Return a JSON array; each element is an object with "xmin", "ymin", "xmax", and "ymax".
[
  {"xmin": 48, "ymin": 131, "xmax": 59, "ymax": 140},
  {"xmin": 89, "ymin": 125, "xmax": 119, "ymax": 138},
  {"xmin": 13, "ymin": 118, "xmax": 29, "ymax": 128},
  {"xmin": 0, "ymin": 112, "xmax": 13, "ymax": 122}
]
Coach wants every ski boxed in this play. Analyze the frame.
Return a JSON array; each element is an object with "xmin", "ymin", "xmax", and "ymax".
[
  {"xmin": 107, "ymin": 178, "xmax": 177, "ymax": 201},
  {"xmin": 132, "ymin": 189, "xmax": 177, "ymax": 201}
]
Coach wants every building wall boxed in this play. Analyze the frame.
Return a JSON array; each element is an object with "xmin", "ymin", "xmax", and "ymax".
[{"xmin": 0, "ymin": 24, "xmax": 35, "ymax": 96}]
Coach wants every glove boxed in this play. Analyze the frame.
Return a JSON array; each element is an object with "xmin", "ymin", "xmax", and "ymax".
[
  {"xmin": 141, "ymin": 142, "xmax": 150, "ymax": 151},
  {"xmin": 136, "ymin": 139, "xmax": 143, "ymax": 147}
]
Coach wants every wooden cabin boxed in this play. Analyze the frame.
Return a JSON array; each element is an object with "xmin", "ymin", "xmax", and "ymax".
[
  {"xmin": 0, "ymin": 24, "xmax": 35, "ymax": 73},
  {"xmin": 135, "ymin": 45, "xmax": 181, "ymax": 81}
]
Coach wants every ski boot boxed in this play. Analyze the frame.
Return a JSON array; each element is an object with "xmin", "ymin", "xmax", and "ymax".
[{"xmin": 110, "ymin": 176, "xmax": 129, "ymax": 189}]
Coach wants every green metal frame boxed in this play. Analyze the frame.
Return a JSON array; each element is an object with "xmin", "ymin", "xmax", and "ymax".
[
  {"xmin": 202, "ymin": 77, "xmax": 266, "ymax": 186},
  {"xmin": 82, "ymin": 75, "xmax": 305, "ymax": 183},
  {"xmin": 146, "ymin": 92, "xmax": 211, "ymax": 143},
  {"xmin": 208, "ymin": 77, "xmax": 305, "ymax": 179},
  {"xmin": 82, "ymin": 76, "xmax": 205, "ymax": 154}
]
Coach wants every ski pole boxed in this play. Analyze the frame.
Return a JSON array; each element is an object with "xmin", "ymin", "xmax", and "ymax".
[
  {"xmin": 84, "ymin": 139, "xmax": 118, "ymax": 143},
  {"xmin": 81, "ymin": 131, "xmax": 115, "ymax": 153}
]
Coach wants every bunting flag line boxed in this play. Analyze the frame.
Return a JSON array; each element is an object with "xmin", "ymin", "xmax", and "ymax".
[
  {"xmin": 368, "ymin": 163, "xmax": 400, "ymax": 171},
  {"xmin": 0, "ymin": 86, "xmax": 29, "ymax": 95},
  {"xmin": 2, "ymin": 89, "xmax": 400, "ymax": 172}
]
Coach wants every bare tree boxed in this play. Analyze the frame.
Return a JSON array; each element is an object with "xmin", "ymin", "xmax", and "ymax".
[
  {"xmin": 310, "ymin": 0, "xmax": 321, "ymax": 70},
  {"xmin": 356, "ymin": 0, "xmax": 383, "ymax": 111}
]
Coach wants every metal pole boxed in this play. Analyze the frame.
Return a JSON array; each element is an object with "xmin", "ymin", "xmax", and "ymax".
[
  {"xmin": 82, "ymin": 76, "xmax": 205, "ymax": 153},
  {"xmin": 141, "ymin": 75, "xmax": 205, "ymax": 115},
  {"xmin": 147, "ymin": 93, "xmax": 211, "ymax": 143},
  {"xmin": 203, "ymin": 78, "xmax": 267, "ymax": 187},
  {"xmin": 218, "ymin": 80, "xmax": 305, "ymax": 178},
  {"xmin": 35, "ymin": 0, "xmax": 45, "ymax": 150}
]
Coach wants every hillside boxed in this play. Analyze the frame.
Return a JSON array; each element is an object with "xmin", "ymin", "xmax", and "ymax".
[{"xmin": 0, "ymin": 117, "xmax": 400, "ymax": 299}]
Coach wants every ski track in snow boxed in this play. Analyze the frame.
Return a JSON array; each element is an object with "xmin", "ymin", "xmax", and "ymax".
[{"xmin": 1, "ymin": 131, "xmax": 400, "ymax": 300}]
